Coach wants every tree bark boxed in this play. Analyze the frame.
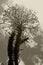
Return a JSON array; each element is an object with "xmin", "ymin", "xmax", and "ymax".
[
  {"xmin": 14, "ymin": 25, "xmax": 22, "ymax": 65},
  {"xmin": 8, "ymin": 32, "xmax": 15, "ymax": 65}
]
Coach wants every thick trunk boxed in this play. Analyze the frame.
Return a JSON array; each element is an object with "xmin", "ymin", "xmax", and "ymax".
[
  {"xmin": 8, "ymin": 32, "xmax": 15, "ymax": 65},
  {"xmin": 14, "ymin": 46, "xmax": 19, "ymax": 65},
  {"xmin": 14, "ymin": 34, "xmax": 21, "ymax": 65},
  {"xmin": 14, "ymin": 25, "xmax": 22, "ymax": 65}
]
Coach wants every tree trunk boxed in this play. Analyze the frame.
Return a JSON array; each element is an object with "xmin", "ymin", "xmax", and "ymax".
[
  {"xmin": 8, "ymin": 32, "xmax": 15, "ymax": 65},
  {"xmin": 14, "ymin": 25, "xmax": 22, "ymax": 65},
  {"xmin": 14, "ymin": 46, "xmax": 19, "ymax": 65},
  {"xmin": 14, "ymin": 33, "xmax": 21, "ymax": 65}
]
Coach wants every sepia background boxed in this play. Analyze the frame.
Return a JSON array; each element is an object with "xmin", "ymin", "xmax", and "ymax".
[{"xmin": 0, "ymin": 0, "xmax": 43, "ymax": 65}]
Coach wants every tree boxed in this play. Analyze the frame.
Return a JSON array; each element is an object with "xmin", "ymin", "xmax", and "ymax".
[{"xmin": 0, "ymin": 4, "xmax": 41, "ymax": 65}]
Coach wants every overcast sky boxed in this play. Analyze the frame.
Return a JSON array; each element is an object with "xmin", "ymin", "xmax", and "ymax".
[{"xmin": 0, "ymin": 0, "xmax": 43, "ymax": 30}]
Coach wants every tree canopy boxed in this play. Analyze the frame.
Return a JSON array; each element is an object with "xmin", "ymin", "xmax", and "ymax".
[{"xmin": 0, "ymin": 4, "xmax": 41, "ymax": 42}]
